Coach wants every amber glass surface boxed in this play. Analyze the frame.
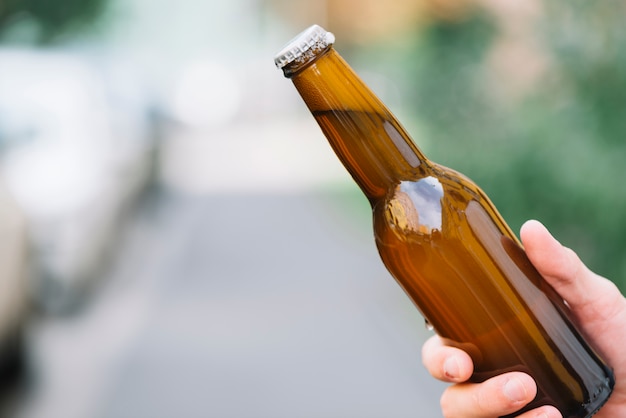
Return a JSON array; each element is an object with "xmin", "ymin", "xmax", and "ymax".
[{"xmin": 286, "ymin": 48, "xmax": 614, "ymax": 417}]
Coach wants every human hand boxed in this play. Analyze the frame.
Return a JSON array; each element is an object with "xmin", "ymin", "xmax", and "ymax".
[{"xmin": 421, "ymin": 220, "xmax": 626, "ymax": 417}]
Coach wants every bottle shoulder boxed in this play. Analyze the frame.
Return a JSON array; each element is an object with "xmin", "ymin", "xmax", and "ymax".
[
  {"xmin": 429, "ymin": 163, "xmax": 485, "ymax": 200},
  {"xmin": 372, "ymin": 164, "xmax": 503, "ymax": 242},
  {"xmin": 376, "ymin": 163, "xmax": 488, "ymax": 208}
]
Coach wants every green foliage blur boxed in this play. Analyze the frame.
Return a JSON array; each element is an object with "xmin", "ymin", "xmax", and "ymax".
[
  {"xmin": 0, "ymin": 0, "xmax": 108, "ymax": 43},
  {"xmin": 389, "ymin": 3, "xmax": 626, "ymax": 290}
]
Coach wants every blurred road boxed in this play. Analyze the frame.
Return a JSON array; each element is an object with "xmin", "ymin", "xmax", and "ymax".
[{"xmin": 9, "ymin": 188, "xmax": 447, "ymax": 418}]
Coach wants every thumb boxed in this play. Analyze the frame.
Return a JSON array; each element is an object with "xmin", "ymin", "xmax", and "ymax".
[{"xmin": 520, "ymin": 220, "xmax": 621, "ymax": 324}]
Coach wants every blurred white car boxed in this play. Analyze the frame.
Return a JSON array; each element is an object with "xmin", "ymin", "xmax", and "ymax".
[{"xmin": 0, "ymin": 48, "xmax": 155, "ymax": 314}]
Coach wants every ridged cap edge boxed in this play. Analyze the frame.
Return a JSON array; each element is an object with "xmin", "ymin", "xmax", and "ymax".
[{"xmin": 274, "ymin": 24, "xmax": 335, "ymax": 70}]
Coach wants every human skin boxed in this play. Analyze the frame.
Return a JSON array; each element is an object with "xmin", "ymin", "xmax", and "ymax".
[{"xmin": 421, "ymin": 220, "xmax": 626, "ymax": 418}]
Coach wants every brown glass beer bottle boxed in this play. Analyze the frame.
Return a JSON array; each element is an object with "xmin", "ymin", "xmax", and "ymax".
[{"xmin": 274, "ymin": 25, "xmax": 614, "ymax": 417}]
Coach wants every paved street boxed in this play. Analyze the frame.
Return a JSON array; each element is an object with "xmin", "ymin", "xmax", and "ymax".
[{"xmin": 9, "ymin": 188, "xmax": 447, "ymax": 418}]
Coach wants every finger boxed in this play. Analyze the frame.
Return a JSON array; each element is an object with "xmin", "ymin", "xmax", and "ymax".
[
  {"xmin": 516, "ymin": 405, "xmax": 562, "ymax": 418},
  {"xmin": 422, "ymin": 335, "xmax": 473, "ymax": 383},
  {"xmin": 440, "ymin": 372, "xmax": 537, "ymax": 418},
  {"xmin": 520, "ymin": 220, "xmax": 623, "ymax": 322}
]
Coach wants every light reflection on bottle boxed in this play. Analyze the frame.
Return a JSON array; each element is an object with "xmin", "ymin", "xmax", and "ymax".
[{"xmin": 385, "ymin": 177, "xmax": 443, "ymax": 236}]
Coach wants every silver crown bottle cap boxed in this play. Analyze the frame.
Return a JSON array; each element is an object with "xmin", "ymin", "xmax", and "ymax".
[{"xmin": 274, "ymin": 24, "xmax": 335, "ymax": 70}]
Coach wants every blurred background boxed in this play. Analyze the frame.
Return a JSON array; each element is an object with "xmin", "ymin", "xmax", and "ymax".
[{"xmin": 0, "ymin": 0, "xmax": 624, "ymax": 417}]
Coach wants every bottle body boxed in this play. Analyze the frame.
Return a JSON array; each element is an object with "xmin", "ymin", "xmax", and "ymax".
[
  {"xmin": 371, "ymin": 160, "xmax": 613, "ymax": 417},
  {"xmin": 276, "ymin": 25, "xmax": 614, "ymax": 417}
]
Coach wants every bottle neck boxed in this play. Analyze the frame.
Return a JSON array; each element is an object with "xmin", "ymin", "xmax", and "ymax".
[{"xmin": 287, "ymin": 48, "xmax": 431, "ymax": 200}]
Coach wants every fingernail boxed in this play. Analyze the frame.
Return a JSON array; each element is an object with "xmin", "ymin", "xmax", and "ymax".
[
  {"xmin": 443, "ymin": 356, "xmax": 460, "ymax": 380},
  {"xmin": 503, "ymin": 377, "xmax": 528, "ymax": 403}
]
